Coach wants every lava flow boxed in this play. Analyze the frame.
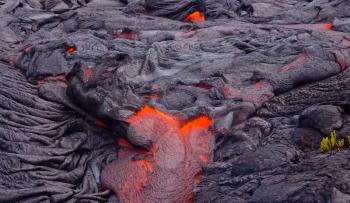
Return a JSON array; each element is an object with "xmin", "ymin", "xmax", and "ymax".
[
  {"xmin": 101, "ymin": 106, "xmax": 213, "ymax": 203},
  {"xmin": 185, "ymin": 11, "xmax": 205, "ymax": 23}
]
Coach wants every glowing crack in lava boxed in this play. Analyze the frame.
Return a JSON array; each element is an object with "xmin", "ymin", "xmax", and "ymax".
[
  {"xmin": 185, "ymin": 11, "xmax": 205, "ymax": 23},
  {"xmin": 66, "ymin": 47, "xmax": 76, "ymax": 54},
  {"xmin": 323, "ymin": 22, "xmax": 333, "ymax": 30},
  {"xmin": 101, "ymin": 106, "xmax": 213, "ymax": 203}
]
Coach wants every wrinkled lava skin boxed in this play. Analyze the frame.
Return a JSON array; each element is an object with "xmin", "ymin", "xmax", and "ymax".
[
  {"xmin": 101, "ymin": 106, "xmax": 213, "ymax": 203},
  {"xmin": 1, "ymin": 0, "xmax": 350, "ymax": 202}
]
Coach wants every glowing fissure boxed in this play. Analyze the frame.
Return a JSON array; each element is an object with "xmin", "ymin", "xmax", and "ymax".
[
  {"xmin": 323, "ymin": 22, "xmax": 333, "ymax": 30},
  {"xmin": 101, "ymin": 106, "xmax": 213, "ymax": 203},
  {"xmin": 185, "ymin": 11, "xmax": 205, "ymax": 23},
  {"xmin": 66, "ymin": 47, "xmax": 75, "ymax": 54}
]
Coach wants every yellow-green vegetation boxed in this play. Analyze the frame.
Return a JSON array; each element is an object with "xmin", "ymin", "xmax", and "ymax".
[
  {"xmin": 320, "ymin": 129, "xmax": 346, "ymax": 152},
  {"xmin": 320, "ymin": 137, "xmax": 330, "ymax": 152}
]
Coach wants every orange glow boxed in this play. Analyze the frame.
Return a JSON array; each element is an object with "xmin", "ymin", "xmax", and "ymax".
[
  {"xmin": 102, "ymin": 105, "xmax": 214, "ymax": 203},
  {"xmin": 193, "ymin": 83, "xmax": 213, "ymax": 89},
  {"xmin": 127, "ymin": 105, "xmax": 177, "ymax": 127},
  {"xmin": 198, "ymin": 154, "xmax": 209, "ymax": 164},
  {"xmin": 137, "ymin": 159, "xmax": 154, "ymax": 172},
  {"xmin": 324, "ymin": 22, "xmax": 333, "ymax": 30},
  {"xmin": 194, "ymin": 172, "xmax": 203, "ymax": 185},
  {"xmin": 180, "ymin": 115, "xmax": 212, "ymax": 137},
  {"xmin": 67, "ymin": 47, "xmax": 75, "ymax": 54},
  {"xmin": 185, "ymin": 11, "xmax": 205, "ymax": 23}
]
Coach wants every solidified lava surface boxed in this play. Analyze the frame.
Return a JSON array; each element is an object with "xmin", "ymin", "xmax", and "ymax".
[{"xmin": 0, "ymin": 0, "xmax": 350, "ymax": 202}]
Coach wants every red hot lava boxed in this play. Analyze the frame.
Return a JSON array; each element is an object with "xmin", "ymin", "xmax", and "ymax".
[
  {"xmin": 66, "ymin": 47, "xmax": 76, "ymax": 54},
  {"xmin": 323, "ymin": 22, "xmax": 333, "ymax": 30},
  {"xmin": 101, "ymin": 106, "xmax": 213, "ymax": 203},
  {"xmin": 185, "ymin": 11, "xmax": 205, "ymax": 23}
]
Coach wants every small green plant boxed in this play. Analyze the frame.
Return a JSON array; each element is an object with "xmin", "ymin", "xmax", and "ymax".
[
  {"xmin": 330, "ymin": 129, "xmax": 337, "ymax": 148},
  {"xmin": 320, "ymin": 129, "xmax": 345, "ymax": 152},
  {"xmin": 320, "ymin": 137, "xmax": 330, "ymax": 152},
  {"xmin": 337, "ymin": 139, "xmax": 345, "ymax": 149}
]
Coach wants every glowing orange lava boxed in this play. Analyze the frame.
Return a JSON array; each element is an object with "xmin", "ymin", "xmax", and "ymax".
[
  {"xmin": 180, "ymin": 115, "xmax": 212, "ymax": 137},
  {"xmin": 67, "ymin": 47, "xmax": 75, "ymax": 54},
  {"xmin": 185, "ymin": 11, "xmax": 205, "ymax": 23},
  {"xmin": 101, "ymin": 106, "xmax": 213, "ymax": 203},
  {"xmin": 323, "ymin": 22, "xmax": 333, "ymax": 30}
]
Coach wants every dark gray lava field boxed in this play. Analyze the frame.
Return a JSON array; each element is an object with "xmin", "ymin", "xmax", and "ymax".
[{"xmin": 0, "ymin": 0, "xmax": 350, "ymax": 202}]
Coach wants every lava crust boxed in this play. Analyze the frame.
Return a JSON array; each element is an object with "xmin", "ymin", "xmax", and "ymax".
[{"xmin": 0, "ymin": 0, "xmax": 350, "ymax": 202}]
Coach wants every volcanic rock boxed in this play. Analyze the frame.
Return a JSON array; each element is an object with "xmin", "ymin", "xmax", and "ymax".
[
  {"xmin": 0, "ymin": 62, "xmax": 115, "ymax": 202},
  {"xmin": 0, "ymin": 0, "xmax": 350, "ymax": 202},
  {"xmin": 299, "ymin": 105, "xmax": 344, "ymax": 134},
  {"xmin": 333, "ymin": 18, "xmax": 350, "ymax": 33}
]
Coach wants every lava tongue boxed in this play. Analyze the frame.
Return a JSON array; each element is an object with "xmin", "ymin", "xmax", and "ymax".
[{"xmin": 101, "ymin": 106, "xmax": 213, "ymax": 203}]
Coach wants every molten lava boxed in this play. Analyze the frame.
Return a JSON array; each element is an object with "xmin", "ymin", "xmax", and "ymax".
[
  {"xmin": 185, "ymin": 11, "xmax": 205, "ymax": 23},
  {"xmin": 101, "ymin": 106, "xmax": 213, "ymax": 203},
  {"xmin": 67, "ymin": 47, "xmax": 75, "ymax": 54},
  {"xmin": 323, "ymin": 22, "xmax": 333, "ymax": 30}
]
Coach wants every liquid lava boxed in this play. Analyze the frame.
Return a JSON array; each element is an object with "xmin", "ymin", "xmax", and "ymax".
[{"xmin": 101, "ymin": 106, "xmax": 213, "ymax": 203}]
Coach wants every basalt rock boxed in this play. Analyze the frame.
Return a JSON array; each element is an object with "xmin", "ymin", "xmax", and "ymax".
[
  {"xmin": 299, "ymin": 105, "xmax": 344, "ymax": 135},
  {"xmin": 0, "ymin": 62, "xmax": 116, "ymax": 202},
  {"xmin": 196, "ymin": 67, "xmax": 350, "ymax": 203},
  {"xmin": 333, "ymin": 18, "xmax": 350, "ymax": 33},
  {"xmin": 1, "ymin": 0, "xmax": 350, "ymax": 202},
  {"xmin": 145, "ymin": 0, "xmax": 205, "ymax": 21}
]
